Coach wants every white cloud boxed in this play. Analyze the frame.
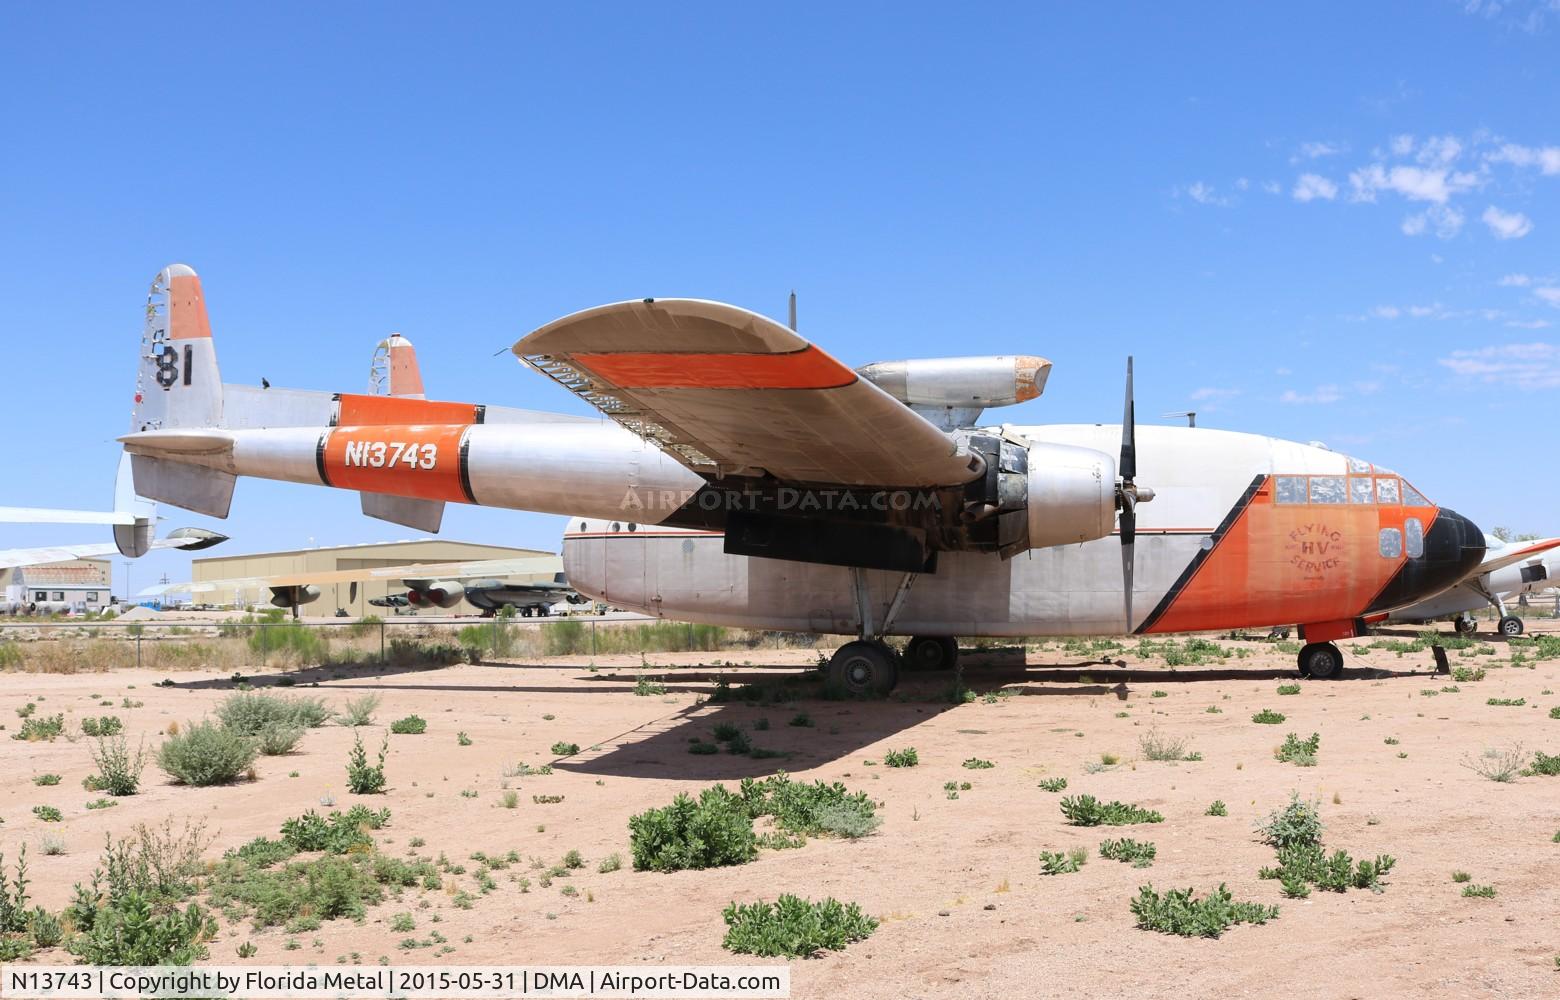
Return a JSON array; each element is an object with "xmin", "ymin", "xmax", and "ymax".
[
  {"xmin": 1389, "ymin": 134, "xmax": 1415, "ymax": 156},
  {"xmin": 1261, "ymin": 180, "xmax": 1282, "ymax": 195},
  {"xmin": 1190, "ymin": 386, "xmax": 1242, "ymax": 401},
  {"xmin": 1415, "ymin": 135, "xmax": 1463, "ymax": 166},
  {"xmin": 1350, "ymin": 164, "xmax": 1480, "ymax": 204},
  {"xmin": 1400, "ymin": 204, "xmax": 1465, "ymax": 239},
  {"xmin": 1297, "ymin": 141, "xmax": 1345, "ymax": 160},
  {"xmin": 1439, "ymin": 342, "xmax": 1560, "ymax": 389},
  {"xmin": 1371, "ymin": 305, "xmax": 1401, "ymax": 319},
  {"xmin": 1235, "ymin": 177, "xmax": 1250, "ymax": 191},
  {"xmin": 1499, "ymin": 274, "xmax": 1533, "ymax": 286},
  {"xmin": 1280, "ymin": 384, "xmax": 1342, "ymax": 405},
  {"xmin": 1179, "ymin": 181, "xmax": 1232, "ymax": 206},
  {"xmin": 1506, "ymin": 318, "xmax": 1553, "ymax": 329},
  {"xmin": 1481, "ymin": 205, "xmax": 1533, "ymax": 239},
  {"xmin": 1536, "ymin": 286, "xmax": 1560, "ymax": 307},
  {"xmin": 1292, "ymin": 173, "xmax": 1338, "ymax": 202},
  {"xmin": 1486, "ymin": 143, "xmax": 1560, "ymax": 175}
]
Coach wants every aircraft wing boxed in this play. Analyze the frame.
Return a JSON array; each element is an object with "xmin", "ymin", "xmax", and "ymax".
[
  {"xmin": 140, "ymin": 554, "xmax": 562, "ymax": 597},
  {"xmin": 514, "ymin": 299, "xmax": 979, "ymax": 487},
  {"xmin": 0, "ymin": 507, "xmax": 136, "ymax": 526},
  {"xmin": 1471, "ymin": 537, "xmax": 1560, "ymax": 580},
  {"xmin": 0, "ymin": 528, "xmax": 227, "ymax": 571}
]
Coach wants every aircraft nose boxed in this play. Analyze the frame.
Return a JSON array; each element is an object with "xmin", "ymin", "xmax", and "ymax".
[{"xmin": 1366, "ymin": 507, "xmax": 1487, "ymax": 614}]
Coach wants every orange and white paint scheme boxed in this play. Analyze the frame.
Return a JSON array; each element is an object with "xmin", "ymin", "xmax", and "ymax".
[{"xmin": 121, "ymin": 266, "xmax": 1486, "ymax": 690}]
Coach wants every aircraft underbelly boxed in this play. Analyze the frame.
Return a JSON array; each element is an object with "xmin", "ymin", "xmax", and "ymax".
[{"xmin": 564, "ymin": 531, "xmax": 1203, "ymax": 636}]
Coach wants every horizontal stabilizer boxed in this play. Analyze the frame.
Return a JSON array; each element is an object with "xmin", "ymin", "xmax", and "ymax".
[
  {"xmin": 130, "ymin": 454, "xmax": 236, "ymax": 519},
  {"xmin": 361, "ymin": 493, "xmax": 445, "ymax": 533}
]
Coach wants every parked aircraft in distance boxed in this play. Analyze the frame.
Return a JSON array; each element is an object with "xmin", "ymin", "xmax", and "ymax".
[
  {"xmin": 1385, "ymin": 533, "xmax": 1560, "ymax": 636},
  {"xmin": 0, "ymin": 455, "xmax": 226, "ymax": 613},
  {"xmin": 119, "ymin": 264, "xmax": 1485, "ymax": 691}
]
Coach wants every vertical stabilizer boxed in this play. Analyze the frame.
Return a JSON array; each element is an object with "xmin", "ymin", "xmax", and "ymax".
[
  {"xmin": 111, "ymin": 453, "xmax": 158, "ymax": 557},
  {"xmin": 362, "ymin": 333, "xmax": 445, "ymax": 532}
]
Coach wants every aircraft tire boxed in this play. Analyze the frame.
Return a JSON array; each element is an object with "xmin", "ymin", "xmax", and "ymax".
[
  {"xmin": 904, "ymin": 635, "xmax": 959, "ymax": 672},
  {"xmin": 828, "ymin": 640, "xmax": 899, "ymax": 696},
  {"xmin": 1454, "ymin": 617, "xmax": 1478, "ymax": 636},
  {"xmin": 1498, "ymin": 615, "xmax": 1524, "ymax": 637},
  {"xmin": 1297, "ymin": 642, "xmax": 1343, "ymax": 680}
]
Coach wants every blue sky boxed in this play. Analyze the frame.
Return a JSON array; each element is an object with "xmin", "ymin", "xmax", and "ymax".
[{"xmin": 3, "ymin": 2, "xmax": 1558, "ymax": 597}]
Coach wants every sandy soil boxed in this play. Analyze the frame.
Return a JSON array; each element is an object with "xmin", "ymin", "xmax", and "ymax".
[{"xmin": 3, "ymin": 625, "xmax": 1558, "ymax": 999}]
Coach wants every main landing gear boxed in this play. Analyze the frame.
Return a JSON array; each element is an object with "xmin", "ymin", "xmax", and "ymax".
[
  {"xmin": 1297, "ymin": 641, "xmax": 1344, "ymax": 680},
  {"xmin": 1454, "ymin": 615, "xmax": 1478, "ymax": 636},
  {"xmin": 1498, "ymin": 615, "xmax": 1525, "ymax": 637},
  {"xmin": 825, "ymin": 634, "xmax": 961, "ymax": 696},
  {"xmin": 904, "ymin": 635, "xmax": 960, "ymax": 672}
]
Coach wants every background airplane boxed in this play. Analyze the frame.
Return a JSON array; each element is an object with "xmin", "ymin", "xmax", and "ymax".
[
  {"xmin": 119, "ymin": 266, "xmax": 1486, "ymax": 689},
  {"xmin": 1384, "ymin": 533, "xmax": 1560, "ymax": 637},
  {"xmin": 0, "ymin": 455, "xmax": 227, "ymax": 613}
]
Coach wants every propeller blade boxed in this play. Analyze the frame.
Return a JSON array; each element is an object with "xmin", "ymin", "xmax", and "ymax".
[
  {"xmin": 1120, "ymin": 501, "xmax": 1135, "ymax": 632},
  {"xmin": 1120, "ymin": 356, "xmax": 1136, "ymax": 483}
]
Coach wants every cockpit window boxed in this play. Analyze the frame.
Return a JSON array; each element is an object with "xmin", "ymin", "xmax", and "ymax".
[
  {"xmin": 1405, "ymin": 517, "xmax": 1424, "ymax": 558},
  {"xmin": 1275, "ymin": 476, "xmax": 1307, "ymax": 504},
  {"xmin": 1309, "ymin": 477, "xmax": 1346, "ymax": 504},
  {"xmin": 1346, "ymin": 456, "xmax": 1372, "ymax": 474},
  {"xmin": 1376, "ymin": 477, "xmax": 1400, "ymax": 504},
  {"xmin": 1348, "ymin": 477, "xmax": 1375, "ymax": 504},
  {"xmin": 1402, "ymin": 482, "xmax": 1429, "ymax": 507}
]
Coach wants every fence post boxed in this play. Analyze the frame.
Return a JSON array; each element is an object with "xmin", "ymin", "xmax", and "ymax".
[
  {"xmin": 687, "ymin": 621, "xmax": 693, "ymax": 651},
  {"xmin": 590, "ymin": 619, "xmax": 596, "ymax": 657},
  {"xmin": 492, "ymin": 617, "xmax": 499, "ymax": 656},
  {"xmin": 380, "ymin": 620, "xmax": 386, "ymax": 664},
  {"xmin": 135, "ymin": 633, "xmax": 142, "ymax": 669}
]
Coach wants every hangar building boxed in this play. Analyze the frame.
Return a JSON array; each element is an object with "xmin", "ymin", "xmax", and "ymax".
[{"xmin": 191, "ymin": 540, "xmax": 561, "ymax": 617}]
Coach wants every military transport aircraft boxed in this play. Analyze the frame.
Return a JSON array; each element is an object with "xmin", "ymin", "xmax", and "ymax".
[
  {"xmin": 118, "ymin": 264, "xmax": 1486, "ymax": 691},
  {"xmin": 1384, "ymin": 533, "xmax": 1560, "ymax": 637}
]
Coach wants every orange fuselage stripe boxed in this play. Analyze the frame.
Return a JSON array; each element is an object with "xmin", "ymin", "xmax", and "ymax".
[
  {"xmin": 336, "ymin": 394, "xmax": 479, "ymax": 426},
  {"xmin": 573, "ymin": 347, "xmax": 857, "ymax": 390}
]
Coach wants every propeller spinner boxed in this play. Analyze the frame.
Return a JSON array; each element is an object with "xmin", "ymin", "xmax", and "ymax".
[{"xmin": 1117, "ymin": 357, "xmax": 1155, "ymax": 632}]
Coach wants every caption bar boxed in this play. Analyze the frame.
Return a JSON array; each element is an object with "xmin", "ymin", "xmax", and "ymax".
[{"xmin": 0, "ymin": 966, "xmax": 789, "ymax": 999}]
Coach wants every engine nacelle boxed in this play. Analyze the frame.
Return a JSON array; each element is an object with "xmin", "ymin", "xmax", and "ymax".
[
  {"xmin": 1024, "ymin": 442, "xmax": 1118, "ymax": 549},
  {"xmin": 269, "ymin": 585, "xmax": 321, "ymax": 609},
  {"xmin": 858, "ymin": 355, "xmax": 1051, "ymax": 429},
  {"xmin": 408, "ymin": 580, "xmax": 464, "ymax": 609}
]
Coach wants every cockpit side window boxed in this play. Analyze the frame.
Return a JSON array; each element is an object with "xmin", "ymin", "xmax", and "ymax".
[
  {"xmin": 1275, "ymin": 476, "xmax": 1307, "ymax": 504},
  {"xmin": 1376, "ymin": 477, "xmax": 1400, "ymax": 504},
  {"xmin": 1309, "ymin": 476, "xmax": 1346, "ymax": 504},
  {"xmin": 1401, "ymin": 482, "xmax": 1429, "ymax": 507},
  {"xmin": 1348, "ymin": 477, "xmax": 1374, "ymax": 504}
]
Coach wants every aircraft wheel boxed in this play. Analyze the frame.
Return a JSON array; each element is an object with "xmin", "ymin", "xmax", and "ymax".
[
  {"xmin": 904, "ymin": 635, "xmax": 959, "ymax": 672},
  {"xmin": 1454, "ymin": 616, "xmax": 1478, "ymax": 636},
  {"xmin": 1297, "ymin": 642, "xmax": 1343, "ymax": 680},
  {"xmin": 828, "ymin": 640, "xmax": 899, "ymax": 696},
  {"xmin": 1499, "ymin": 615, "xmax": 1524, "ymax": 637}
]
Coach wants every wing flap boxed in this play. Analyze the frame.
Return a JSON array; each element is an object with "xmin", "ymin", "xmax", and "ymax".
[
  {"xmin": 143, "ymin": 554, "xmax": 562, "ymax": 597},
  {"xmin": 515, "ymin": 299, "xmax": 977, "ymax": 487}
]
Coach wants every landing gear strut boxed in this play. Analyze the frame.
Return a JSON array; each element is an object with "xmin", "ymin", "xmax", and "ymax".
[
  {"xmin": 826, "ymin": 640, "xmax": 900, "ymax": 696},
  {"xmin": 904, "ymin": 635, "xmax": 959, "ymax": 672},
  {"xmin": 1297, "ymin": 641, "xmax": 1344, "ymax": 680},
  {"xmin": 1454, "ymin": 615, "xmax": 1478, "ymax": 636}
]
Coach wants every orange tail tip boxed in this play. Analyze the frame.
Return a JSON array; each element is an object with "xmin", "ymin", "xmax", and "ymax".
[{"xmin": 370, "ymin": 333, "xmax": 426, "ymax": 399}]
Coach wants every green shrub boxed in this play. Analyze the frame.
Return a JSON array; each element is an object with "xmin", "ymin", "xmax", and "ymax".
[
  {"xmin": 255, "ymin": 725, "xmax": 305, "ymax": 756},
  {"xmin": 68, "ymin": 892, "xmax": 215, "ymax": 964},
  {"xmin": 32, "ymin": 806, "xmax": 62, "ymax": 823},
  {"xmin": 80, "ymin": 716, "xmax": 124, "ymax": 737},
  {"xmin": 15, "ymin": 702, "xmax": 35, "ymax": 719},
  {"xmin": 158, "ymin": 721, "xmax": 258, "ymax": 786},
  {"xmin": 1275, "ymin": 732, "xmax": 1320, "ymax": 766},
  {"xmin": 1527, "ymin": 750, "xmax": 1560, "ymax": 776},
  {"xmin": 1549, "ymin": 705, "xmax": 1560, "ymax": 719},
  {"xmin": 788, "ymin": 712, "xmax": 813, "ymax": 728},
  {"xmin": 1205, "ymin": 800, "xmax": 1228, "ymax": 816},
  {"xmin": 721, "ymin": 894, "xmax": 877, "ymax": 958},
  {"xmin": 739, "ymin": 774, "xmax": 878, "ymax": 838},
  {"xmin": 217, "ymin": 692, "xmax": 330, "ymax": 735},
  {"xmin": 90, "ymin": 736, "xmax": 147, "ymax": 796},
  {"xmin": 883, "ymin": 748, "xmax": 918, "ymax": 768},
  {"xmin": 550, "ymin": 741, "xmax": 579, "ymax": 756},
  {"xmin": 688, "ymin": 741, "xmax": 718, "ymax": 755},
  {"xmin": 1099, "ymin": 838, "xmax": 1157, "ymax": 867},
  {"xmin": 31, "ymin": 774, "xmax": 60, "ymax": 787},
  {"xmin": 1276, "ymin": 683, "xmax": 1302, "ymax": 696},
  {"xmin": 389, "ymin": 715, "xmax": 426, "ymax": 735},
  {"xmin": 1138, "ymin": 729, "xmax": 1191, "ymax": 761},
  {"xmin": 1040, "ymin": 848, "xmax": 1088, "ymax": 875},
  {"xmin": 1060, "ymin": 795, "xmax": 1163, "ymax": 826},
  {"xmin": 629, "ymin": 786, "xmax": 757, "ymax": 873},
  {"xmin": 962, "ymin": 757, "xmax": 995, "ymax": 769},
  {"xmin": 1451, "ymin": 666, "xmax": 1485, "ymax": 683},
  {"xmin": 1251, "ymin": 709, "xmax": 1285, "ymax": 725},
  {"xmin": 1130, "ymin": 884, "xmax": 1278, "ymax": 937},
  {"xmin": 1256, "ymin": 794, "xmax": 1323, "ymax": 850},
  {"xmin": 13, "ymin": 714, "xmax": 64, "ymax": 742},
  {"xmin": 206, "ymin": 854, "xmax": 387, "ymax": 928},
  {"xmin": 336, "ymin": 694, "xmax": 380, "ymax": 727},
  {"xmin": 1255, "ymin": 795, "xmax": 1394, "ymax": 893},
  {"xmin": 597, "ymin": 853, "xmax": 622, "ymax": 874},
  {"xmin": 280, "ymin": 807, "xmax": 389, "ymax": 854},
  {"xmin": 1462, "ymin": 883, "xmax": 1496, "ymax": 898},
  {"xmin": 1038, "ymin": 777, "xmax": 1068, "ymax": 793},
  {"xmin": 634, "ymin": 674, "xmax": 667, "ymax": 697},
  {"xmin": 346, "ymin": 733, "xmax": 388, "ymax": 795}
]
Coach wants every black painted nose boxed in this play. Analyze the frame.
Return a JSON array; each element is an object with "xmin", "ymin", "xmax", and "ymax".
[{"xmin": 1366, "ymin": 508, "xmax": 1486, "ymax": 615}]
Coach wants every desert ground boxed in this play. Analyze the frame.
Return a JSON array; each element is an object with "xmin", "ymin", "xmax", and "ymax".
[{"xmin": 3, "ymin": 618, "xmax": 1558, "ymax": 999}]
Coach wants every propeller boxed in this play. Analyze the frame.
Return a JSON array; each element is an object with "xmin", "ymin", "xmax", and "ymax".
[{"xmin": 1117, "ymin": 357, "xmax": 1155, "ymax": 633}]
